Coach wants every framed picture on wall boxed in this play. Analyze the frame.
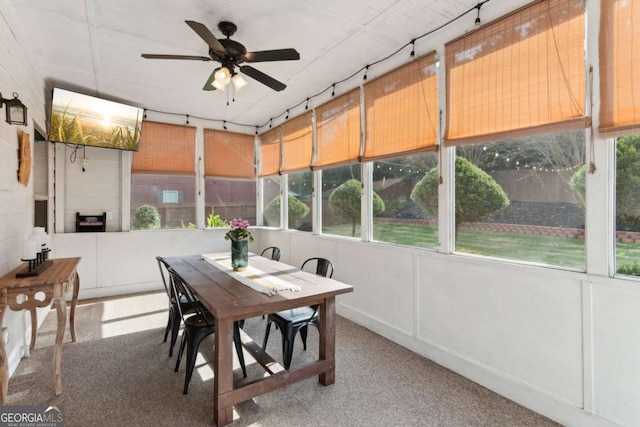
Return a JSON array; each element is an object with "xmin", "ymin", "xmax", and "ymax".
[{"xmin": 17, "ymin": 131, "xmax": 30, "ymax": 186}]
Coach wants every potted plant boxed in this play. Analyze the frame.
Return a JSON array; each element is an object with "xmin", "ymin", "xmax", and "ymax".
[{"xmin": 224, "ymin": 218, "xmax": 254, "ymax": 271}]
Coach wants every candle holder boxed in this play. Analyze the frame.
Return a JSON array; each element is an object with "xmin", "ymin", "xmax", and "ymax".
[{"xmin": 16, "ymin": 250, "xmax": 53, "ymax": 278}]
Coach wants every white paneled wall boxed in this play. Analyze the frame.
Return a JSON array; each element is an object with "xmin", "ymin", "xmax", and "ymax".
[{"xmin": 0, "ymin": 3, "xmax": 47, "ymax": 377}]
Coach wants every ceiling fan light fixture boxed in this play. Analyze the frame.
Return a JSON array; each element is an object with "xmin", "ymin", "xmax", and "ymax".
[
  {"xmin": 212, "ymin": 80, "xmax": 226, "ymax": 91},
  {"xmin": 232, "ymin": 73, "xmax": 248, "ymax": 91},
  {"xmin": 215, "ymin": 66, "xmax": 231, "ymax": 85}
]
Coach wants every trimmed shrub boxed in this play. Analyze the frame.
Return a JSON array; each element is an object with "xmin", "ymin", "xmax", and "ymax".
[
  {"xmin": 329, "ymin": 179, "xmax": 385, "ymax": 237},
  {"xmin": 132, "ymin": 205, "xmax": 161, "ymax": 230},
  {"xmin": 411, "ymin": 156, "xmax": 509, "ymax": 240},
  {"xmin": 264, "ymin": 195, "xmax": 310, "ymax": 228}
]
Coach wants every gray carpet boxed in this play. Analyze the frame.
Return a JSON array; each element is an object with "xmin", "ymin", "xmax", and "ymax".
[{"xmin": 7, "ymin": 291, "xmax": 561, "ymax": 426}]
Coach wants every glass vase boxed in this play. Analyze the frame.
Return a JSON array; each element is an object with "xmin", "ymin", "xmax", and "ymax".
[{"xmin": 231, "ymin": 239, "xmax": 249, "ymax": 271}]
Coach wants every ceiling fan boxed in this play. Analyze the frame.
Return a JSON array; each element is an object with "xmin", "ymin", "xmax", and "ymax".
[{"xmin": 141, "ymin": 20, "xmax": 300, "ymax": 92}]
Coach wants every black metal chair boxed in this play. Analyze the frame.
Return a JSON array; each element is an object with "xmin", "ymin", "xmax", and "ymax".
[
  {"xmin": 156, "ymin": 256, "xmax": 195, "ymax": 357},
  {"xmin": 262, "ymin": 257, "xmax": 334, "ymax": 370},
  {"xmin": 260, "ymin": 246, "xmax": 281, "ymax": 261},
  {"xmin": 167, "ymin": 267, "xmax": 247, "ymax": 394}
]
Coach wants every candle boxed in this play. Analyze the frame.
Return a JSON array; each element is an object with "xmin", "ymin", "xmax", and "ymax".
[
  {"xmin": 22, "ymin": 240, "xmax": 37, "ymax": 260},
  {"xmin": 31, "ymin": 228, "xmax": 45, "ymax": 250}
]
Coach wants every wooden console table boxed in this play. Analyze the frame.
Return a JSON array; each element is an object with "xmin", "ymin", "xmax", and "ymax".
[{"xmin": 0, "ymin": 257, "xmax": 81, "ymax": 404}]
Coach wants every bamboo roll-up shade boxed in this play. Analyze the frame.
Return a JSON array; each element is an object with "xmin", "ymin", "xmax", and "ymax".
[
  {"xmin": 362, "ymin": 52, "xmax": 438, "ymax": 161},
  {"xmin": 444, "ymin": 0, "xmax": 587, "ymax": 146},
  {"xmin": 204, "ymin": 129, "xmax": 255, "ymax": 178},
  {"xmin": 259, "ymin": 128, "xmax": 281, "ymax": 176},
  {"xmin": 132, "ymin": 121, "xmax": 196, "ymax": 173},
  {"xmin": 599, "ymin": 0, "xmax": 640, "ymax": 137},
  {"xmin": 314, "ymin": 89, "xmax": 361, "ymax": 169},
  {"xmin": 281, "ymin": 112, "xmax": 313, "ymax": 173}
]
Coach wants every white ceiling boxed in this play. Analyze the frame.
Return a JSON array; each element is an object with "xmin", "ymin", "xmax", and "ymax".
[{"xmin": 5, "ymin": 0, "xmax": 484, "ymax": 131}]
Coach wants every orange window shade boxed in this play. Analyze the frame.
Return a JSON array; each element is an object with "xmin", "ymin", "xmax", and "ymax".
[
  {"xmin": 204, "ymin": 129, "xmax": 255, "ymax": 178},
  {"xmin": 315, "ymin": 89, "xmax": 361, "ymax": 169},
  {"xmin": 281, "ymin": 112, "xmax": 313, "ymax": 173},
  {"xmin": 259, "ymin": 128, "xmax": 281, "ymax": 176},
  {"xmin": 363, "ymin": 52, "xmax": 439, "ymax": 161},
  {"xmin": 444, "ymin": 0, "xmax": 588, "ymax": 146},
  {"xmin": 132, "ymin": 121, "xmax": 196, "ymax": 173},
  {"xmin": 599, "ymin": 0, "xmax": 640, "ymax": 137}
]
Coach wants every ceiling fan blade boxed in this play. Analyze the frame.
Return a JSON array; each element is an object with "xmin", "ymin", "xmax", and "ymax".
[
  {"xmin": 202, "ymin": 70, "xmax": 218, "ymax": 91},
  {"xmin": 245, "ymin": 49, "xmax": 300, "ymax": 63},
  {"xmin": 240, "ymin": 65, "xmax": 286, "ymax": 91},
  {"xmin": 141, "ymin": 54, "xmax": 212, "ymax": 61},
  {"xmin": 185, "ymin": 20, "xmax": 225, "ymax": 53}
]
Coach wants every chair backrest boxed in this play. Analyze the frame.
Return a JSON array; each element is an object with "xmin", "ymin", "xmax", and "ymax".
[
  {"xmin": 166, "ymin": 267, "xmax": 213, "ymax": 326},
  {"xmin": 156, "ymin": 256, "xmax": 172, "ymax": 298},
  {"xmin": 301, "ymin": 257, "xmax": 334, "ymax": 278},
  {"xmin": 261, "ymin": 246, "xmax": 281, "ymax": 261}
]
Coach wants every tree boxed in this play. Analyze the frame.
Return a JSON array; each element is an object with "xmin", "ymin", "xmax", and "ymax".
[
  {"xmin": 570, "ymin": 135, "xmax": 640, "ymax": 229},
  {"xmin": 132, "ymin": 204, "xmax": 161, "ymax": 229},
  {"xmin": 263, "ymin": 195, "xmax": 310, "ymax": 228},
  {"xmin": 328, "ymin": 179, "xmax": 385, "ymax": 237},
  {"xmin": 411, "ymin": 156, "xmax": 510, "ymax": 241}
]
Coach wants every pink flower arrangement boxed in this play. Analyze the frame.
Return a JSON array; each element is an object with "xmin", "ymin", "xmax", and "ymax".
[{"xmin": 224, "ymin": 218, "xmax": 255, "ymax": 242}]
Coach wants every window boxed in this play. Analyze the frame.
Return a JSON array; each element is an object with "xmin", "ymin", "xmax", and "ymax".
[
  {"xmin": 321, "ymin": 164, "xmax": 361, "ymax": 238},
  {"xmin": 455, "ymin": 131, "xmax": 585, "ymax": 269},
  {"xmin": 203, "ymin": 129, "xmax": 256, "ymax": 226},
  {"xmin": 615, "ymin": 136, "xmax": 640, "ymax": 277},
  {"xmin": 287, "ymin": 171, "xmax": 312, "ymax": 231},
  {"xmin": 600, "ymin": 0, "xmax": 640, "ymax": 277},
  {"xmin": 131, "ymin": 121, "xmax": 196, "ymax": 229},
  {"xmin": 373, "ymin": 153, "xmax": 438, "ymax": 248},
  {"xmin": 262, "ymin": 175, "xmax": 282, "ymax": 228},
  {"xmin": 205, "ymin": 179, "xmax": 256, "ymax": 227},
  {"xmin": 162, "ymin": 190, "xmax": 180, "ymax": 204}
]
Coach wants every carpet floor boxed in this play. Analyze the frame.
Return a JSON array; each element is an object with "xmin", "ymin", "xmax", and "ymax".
[{"xmin": 7, "ymin": 291, "xmax": 561, "ymax": 426}]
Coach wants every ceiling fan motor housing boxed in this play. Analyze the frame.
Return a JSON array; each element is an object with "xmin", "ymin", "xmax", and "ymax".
[{"xmin": 210, "ymin": 39, "xmax": 247, "ymax": 65}]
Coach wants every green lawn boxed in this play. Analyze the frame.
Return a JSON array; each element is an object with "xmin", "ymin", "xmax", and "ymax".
[{"xmin": 322, "ymin": 222, "xmax": 640, "ymax": 272}]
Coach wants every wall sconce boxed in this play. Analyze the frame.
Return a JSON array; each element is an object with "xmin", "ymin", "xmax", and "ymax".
[{"xmin": 0, "ymin": 92, "xmax": 28, "ymax": 126}]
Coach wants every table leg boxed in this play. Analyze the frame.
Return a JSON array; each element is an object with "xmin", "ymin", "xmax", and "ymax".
[
  {"xmin": 69, "ymin": 272, "xmax": 79, "ymax": 342},
  {"xmin": 29, "ymin": 309, "xmax": 37, "ymax": 351},
  {"xmin": 318, "ymin": 296, "xmax": 336, "ymax": 386},
  {"xmin": 52, "ymin": 296, "xmax": 67, "ymax": 396},
  {"xmin": 0, "ymin": 295, "xmax": 7, "ymax": 405},
  {"xmin": 214, "ymin": 317, "xmax": 234, "ymax": 426}
]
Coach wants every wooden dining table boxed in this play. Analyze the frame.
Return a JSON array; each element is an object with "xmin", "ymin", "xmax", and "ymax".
[{"xmin": 163, "ymin": 253, "xmax": 353, "ymax": 426}]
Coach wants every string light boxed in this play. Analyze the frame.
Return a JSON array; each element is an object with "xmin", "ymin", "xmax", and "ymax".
[
  {"xmin": 363, "ymin": 66, "xmax": 369, "ymax": 81},
  {"xmin": 475, "ymin": 3, "xmax": 483, "ymax": 26},
  {"xmin": 305, "ymin": 98, "xmax": 309, "ymax": 110},
  {"xmin": 331, "ymin": 84, "xmax": 336, "ymax": 97},
  {"xmin": 410, "ymin": 40, "xmax": 415, "ymax": 57},
  {"xmin": 269, "ymin": 119, "xmax": 272, "ymax": 128},
  {"xmin": 143, "ymin": 108, "xmax": 147, "ymax": 119},
  {"xmin": 223, "ymin": 120, "xmax": 227, "ymax": 130},
  {"xmin": 186, "ymin": 114, "xmax": 189, "ymax": 125},
  {"xmin": 286, "ymin": 110, "xmax": 289, "ymax": 120}
]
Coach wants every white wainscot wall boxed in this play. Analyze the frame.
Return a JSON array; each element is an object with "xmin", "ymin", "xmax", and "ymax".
[
  {"xmin": 252, "ymin": 230, "xmax": 630, "ymax": 427},
  {"xmin": 51, "ymin": 228, "xmax": 251, "ymax": 299}
]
